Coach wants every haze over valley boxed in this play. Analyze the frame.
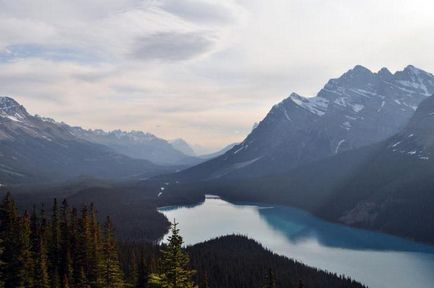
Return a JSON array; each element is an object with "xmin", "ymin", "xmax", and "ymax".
[{"xmin": 1, "ymin": 1, "xmax": 434, "ymax": 288}]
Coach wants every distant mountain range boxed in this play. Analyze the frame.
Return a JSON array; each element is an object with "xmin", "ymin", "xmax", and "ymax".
[
  {"xmin": 0, "ymin": 96, "xmax": 238, "ymax": 184},
  {"xmin": 0, "ymin": 96, "xmax": 182, "ymax": 184},
  {"xmin": 172, "ymin": 65, "xmax": 434, "ymax": 181},
  {"xmin": 67, "ymin": 127, "xmax": 201, "ymax": 166}
]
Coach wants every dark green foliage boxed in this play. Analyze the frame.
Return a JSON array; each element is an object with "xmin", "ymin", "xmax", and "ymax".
[
  {"xmin": 0, "ymin": 193, "xmax": 126, "ymax": 288},
  {"xmin": 119, "ymin": 235, "xmax": 365, "ymax": 288},
  {"xmin": 1, "ymin": 192, "xmax": 365, "ymax": 288},
  {"xmin": 31, "ymin": 206, "xmax": 50, "ymax": 288},
  {"xmin": 0, "ymin": 192, "xmax": 27, "ymax": 287},
  {"xmin": 8, "ymin": 182, "xmax": 170, "ymax": 242},
  {"xmin": 263, "ymin": 269, "xmax": 276, "ymax": 288},
  {"xmin": 21, "ymin": 211, "xmax": 35, "ymax": 288},
  {"xmin": 100, "ymin": 216, "xmax": 125, "ymax": 288},
  {"xmin": 150, "ymin": 221, "xmax": 197, "ymax": 288},
  {"xmin": 186, "ymin": 235, "xmax": 365, "ymax": 288}
]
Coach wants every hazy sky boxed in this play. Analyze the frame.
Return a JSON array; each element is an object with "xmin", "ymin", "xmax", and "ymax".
[{"xmin": 1, "ymin": 0, "xmax": 434, "ymax": 152}]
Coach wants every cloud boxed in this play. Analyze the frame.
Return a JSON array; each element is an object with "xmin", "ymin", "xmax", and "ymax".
[
  {"xmin": 1, "ymin": 0, "xmax": 434, "ymax": 150},
  {"xmin": 131, "ymin": 32, "xmax": 214, "ymax": 62},
  {"xmin": 0, "ymin": 44, "xmax": 98, "ymax": 63},
  {"xmin": 159, "ymin": 0, "xmax": 237, "ymax": 24}
]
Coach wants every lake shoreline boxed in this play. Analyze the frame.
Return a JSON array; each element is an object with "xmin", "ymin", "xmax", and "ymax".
[
  {"xmin": 158, "ymin": 193, "xmax": 434, "ymax": 248},
  {"xmin": 159, "ymin": 196, "xmax": 434, "ymax": 288}
]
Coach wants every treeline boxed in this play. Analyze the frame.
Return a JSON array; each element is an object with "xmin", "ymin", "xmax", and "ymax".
[
  {"xmin": 1, "ymin": 192, "xmax": 365, "ymax": 288},
  {"xmin": 186, "ymin": 235, "xmax": 366, "ymax": 288},
  {"xmin": 0, "ymin": 193, "xmax": 197, "ymax": 288},
  {"xmin": 0, "ymin": 192, "xmax": 125, "ymax": 288}
]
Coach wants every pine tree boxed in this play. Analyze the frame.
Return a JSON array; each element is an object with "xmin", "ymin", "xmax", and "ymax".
[
  {"xmin": 263, "ymin": 268, "xmax": 276, "ymax": 288},
  {"xmin": 150, "ymin": 221, "xmax": 197, "ymax": 288},
  {"xmin": 77, "ymin": 205, "xmax": 91, "ymax": 287},
  {"xmin": 0, "ymin": 237, "xmax": 4, "ymax": 288},
  {"xmin": 100, "ymin": 216, "xmax": 124, "ymax": 288},
  {"xmin": 21, "ymin": 211, "xmax": 35, "ymax": 287},
  {"xmin": 32, "ymin": 206, "xmax": 50, "ymax": 288},
  {"xmin": 88, "ymin": 203, "xmax": 102, "ymax": 288},
  {"xmin": 136, "ymin": 249, "xmax": 150, "ymax": 288},
  {"xmin": 49, "ymin": 199, "xmax": 61, "ymax": 288},
  {"xmin": 298, "ymin": 280, "xmax": 304, "ymax": 288},
  {"xmin": 59, "ymin": 200, "xmax": 72, "ymax": 288},
  {"xmin": 0, "ymin": 192, "xmax": 26, "ymax": 287},
  {"xmin": 126, "ymin": 251, "xmax": 138, "ymax": 287}
]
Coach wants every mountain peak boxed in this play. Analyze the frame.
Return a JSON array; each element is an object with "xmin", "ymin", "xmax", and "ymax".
[
  {"xmin": 403, "ymin": 65, "xmax": 432, "ymax": 77},
  {"xmin": 337, "ymin": 65, "xmax": 374, "ymax": 82},
  {"xmin": 0, "ymin": 96, "xmax": 29, "ymax": 122},
  {"xmin": 377, "ymin": 67, "xmax": 393, "ymax": 78},
  {"xmin": 353, "ymin": 64, "xmax": 372, "ymax": 73},
  {"xmin": 169, "ymin": 138, "xmax": 196, "ymax": 156},
  {"xmin": 0, "ymin": 96, "xmax": 20, "ymax": 109}
]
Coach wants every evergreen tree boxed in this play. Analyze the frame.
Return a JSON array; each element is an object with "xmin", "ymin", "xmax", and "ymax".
[
  {"xmin": 88, "ymin": 203, "xmax": 102, "ymax": 288},
  {"xmin": 126, "ymin": 251, "xmax": 138, "ymax": 288},
  {"xmin": 32, "ymin": 206, "xmax": 50, "ymax": 288},
  {"xmin": 100, "ymin": 216, "xmax": 124, "ymax": 288},
  {"xmin": 21, "ymin": 211, "xmax": 35, "ymax": 287},
  {"xmin": 298, "ymin": 280, "xmax": 304, "ymax": 288},
  {"xmin": 48, "ymin": 199, "xmax": 61, "ymax": 288},
  {"xmin": 149, "ymin": 221, "xmax": 197, "ymax": 288},
  {"xmin": 77, "ymin": 205, "xmax": 91, "ymax": 287},
  {"xmin": 59, "ymin": 200, "xmax": 72, "ymax": 287},
  {"xmin": 136, "ymin": 249, "xmax": 150, "ymax": 288},
  {"xmin": 69, "ymin": 207, "xmax": 81, "ymax": 287},
  {"xmin": 0, "ymin": 192, "xmax": 26, "ymax": 287},
  {"xmin": 0, "ymin": 237, "xmax": 4, "ymax": 288},
  {"xmin": 263, "ymin": 268, "xmax": 276, "ymax": 288}
]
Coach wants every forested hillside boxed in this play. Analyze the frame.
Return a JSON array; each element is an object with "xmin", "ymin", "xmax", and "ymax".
[{"xmin": 0, "ymin": 193, "xmax": 365, "ymax": 288}]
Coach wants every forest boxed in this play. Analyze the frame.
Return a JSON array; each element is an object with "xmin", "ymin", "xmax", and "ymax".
[{"xmin": 0, "ymin": 192, "xmax": 365, "ymax": 288}]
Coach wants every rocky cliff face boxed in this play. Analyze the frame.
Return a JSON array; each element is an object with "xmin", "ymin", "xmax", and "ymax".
[{"xmin": 175, "ymin": 65, "xmax": 434, "ymax": 180}]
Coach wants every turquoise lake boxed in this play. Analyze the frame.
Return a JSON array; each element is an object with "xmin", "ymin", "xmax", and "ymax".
[{"xmin": 159, "ymin": 195, "xmax": 434, "ymax": 288}]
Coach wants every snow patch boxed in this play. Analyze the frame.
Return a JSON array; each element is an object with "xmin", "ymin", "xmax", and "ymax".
[
  {"xmin": 289, "ymin": 94, "xmax": 328, "ymax": 116},
  {"xmin": 342, "ymin": 121, "xmax": 351, "ymax": 130},
  {"xmin": 335, "ymin": 139, "xmax": 346, "ymax": 154},
  {"xmin": 351, "ymin": 103, "xmax": 364, "ymax": 113}
]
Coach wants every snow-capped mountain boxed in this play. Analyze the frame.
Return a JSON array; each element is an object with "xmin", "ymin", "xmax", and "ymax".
[
  {"xmin": 0, "ymin": 96, "xmax": 172, "ymax": 184},
  {"xmin": 320, "ymin": 94, "xmax": 434, "ymax": 242},
  {"xmin": 182, "ymin": 95, "xmax": 434, "ymax": 243},
  {"xmin": 386, "ymin": 94, "xmax": 434, "ymax": 160},
  {"xmin": 173, "ymin": 65, "xmax": 434, "ymax": 180},
  {"xmin": 0, "ymin": 96, "xmax": 30, "ymax": 123},
  {"xmin": 68, "ymin": 127, "xmax": 200, "ymax": 165}
]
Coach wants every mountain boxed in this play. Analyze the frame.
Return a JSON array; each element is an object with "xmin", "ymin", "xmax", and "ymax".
[
  {"xmin": 172, "ymin": 65, "xmax": 434, "ymax": 181},
  {"xmin": 0, "ymin": 96, "xmax": 172, "ymax": 184},
  {"xmin": 68, "ymin": 127, "xmax": 200, "ymax": 165},
  {"xmin": 321, "ymin": 94, "xmax": 434, "ymax": 242},
  {"xmin": 169, "ymin": 138, "xmax": 196, "ymax": 156},
  {"xmin": 199, "ymin": 142, "xmax": 238, "ymax": 159},
  {"xmin": 174, "ymin": 95, "xmax": 434, "ymax": 243}
]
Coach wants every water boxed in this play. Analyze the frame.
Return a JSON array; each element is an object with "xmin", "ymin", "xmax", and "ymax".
[{"xmin": 159, "ymin": 195, "xmax": 434, "ymax": 288}]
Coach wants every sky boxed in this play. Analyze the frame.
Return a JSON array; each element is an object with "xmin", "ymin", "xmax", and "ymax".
[{"xmin": 1, "ymin": 0, "xmax": 434, "ymax": 153}]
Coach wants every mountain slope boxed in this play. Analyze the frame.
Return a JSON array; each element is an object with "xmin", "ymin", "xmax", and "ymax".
[
  {"xmin": 68, "ymin": 127, "xmax": 200, "ymax": 166},
  {"xmin": 0, "ymin": 97, "xmax": 170, "ymax": 184},
  {"xmin": 179, "ymin": 95, "xmax": 434, "ymax": 243},
  {"xmin": 173, "ymin": 65, "xmax": 434, "ymax": 181},
  {"xmin": 321, "ymin": 94, "xmax": 434, "ymax": 242},
  {"xmin": 169, "ymin": 138, "xmax": 196, "ymax": 156}
]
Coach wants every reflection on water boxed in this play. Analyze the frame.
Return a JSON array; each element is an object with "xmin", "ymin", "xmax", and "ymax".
[
  {"xmin": 258, "ymin": 207, "xmax": 434, "ymax": 253},
  {"xmin": 159, "ymin": 195, "xmax": 434, "ymax": 288}
]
